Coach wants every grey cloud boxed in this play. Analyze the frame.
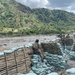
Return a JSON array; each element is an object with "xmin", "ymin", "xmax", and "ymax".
[
  {"xmin": 16, "ymin": 0, "xmax": 75, "ymax": 13},
  {"xmin": 48, "ymin": 0, "xmax": 75, "ymax": 8}
]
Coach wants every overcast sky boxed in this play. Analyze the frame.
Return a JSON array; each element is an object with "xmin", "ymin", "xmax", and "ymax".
[{"xmin": 16, "ymin": 0, "xmax": 75, "ymax": 13}]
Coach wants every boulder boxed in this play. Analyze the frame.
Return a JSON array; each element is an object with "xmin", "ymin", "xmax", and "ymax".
[
  {"xmin": 66, "ymin": 68, "xmax": 75, "ymax": 75},
  {"xmin": 41, "ymin": 42, "xmax": 62, "ymax": 55}
]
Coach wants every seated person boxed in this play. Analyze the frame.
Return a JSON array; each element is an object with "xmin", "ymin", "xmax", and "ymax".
[
  {"xmin": 66, "ymin": 34, "xmax": 70, "ymax": 38},
  {"xmin": 32, "ymin": 39, "xmax": 44, "ymax": 62}
]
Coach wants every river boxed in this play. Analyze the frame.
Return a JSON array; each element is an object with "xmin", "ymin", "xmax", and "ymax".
[{"xmin": 0, "ymin": 35, "xmax": 57, "ymax": 52}]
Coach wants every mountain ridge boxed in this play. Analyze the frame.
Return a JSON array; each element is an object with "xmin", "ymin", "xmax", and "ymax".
[{"xmin": 0, "ymin": 0, "xmax": 75, "ymax": 36}]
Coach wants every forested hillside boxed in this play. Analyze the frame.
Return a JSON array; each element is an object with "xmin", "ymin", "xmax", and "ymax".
[{"xmin": 0, "ymin": 0, "xmax": 75, "ymax": 36}]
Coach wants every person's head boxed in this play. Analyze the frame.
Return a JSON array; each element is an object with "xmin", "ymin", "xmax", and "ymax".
[
  {"xmin": 35, "ymin": 39, "xmax": 39, "ymax": 43},
  {"xmin": 62, "ymin": 34, "xmax": 65, "ymax": 37}
]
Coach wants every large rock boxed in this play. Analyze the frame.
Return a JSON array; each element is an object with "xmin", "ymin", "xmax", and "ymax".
[
  {"xmin": 41, "ymin": 42, "xmax": 62, "ymax": 55},
  {"xmin": 66, "ymin": 68, "xmax": 75, "ymax": 75}
]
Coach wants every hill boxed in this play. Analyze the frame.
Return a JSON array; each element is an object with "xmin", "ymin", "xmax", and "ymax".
[{"xmin": 0, "ymin": 0, "xmax": 75, "ymax": 36}]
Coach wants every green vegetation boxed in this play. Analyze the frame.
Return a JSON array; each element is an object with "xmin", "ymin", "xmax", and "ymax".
[{"xmin": 0, "ymin": 0, "xmax": 75, "ymax": 36}]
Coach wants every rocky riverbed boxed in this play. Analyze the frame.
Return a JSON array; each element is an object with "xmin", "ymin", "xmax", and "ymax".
[{"xmin": 0, "ymin": 35, "xmax": 57, "ymax": 52}]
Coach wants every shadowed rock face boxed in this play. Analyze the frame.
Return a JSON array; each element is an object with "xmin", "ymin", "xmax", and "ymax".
[{"xmin": 41, "ymin": 42, "xmax": 62, "ymax": 55}]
